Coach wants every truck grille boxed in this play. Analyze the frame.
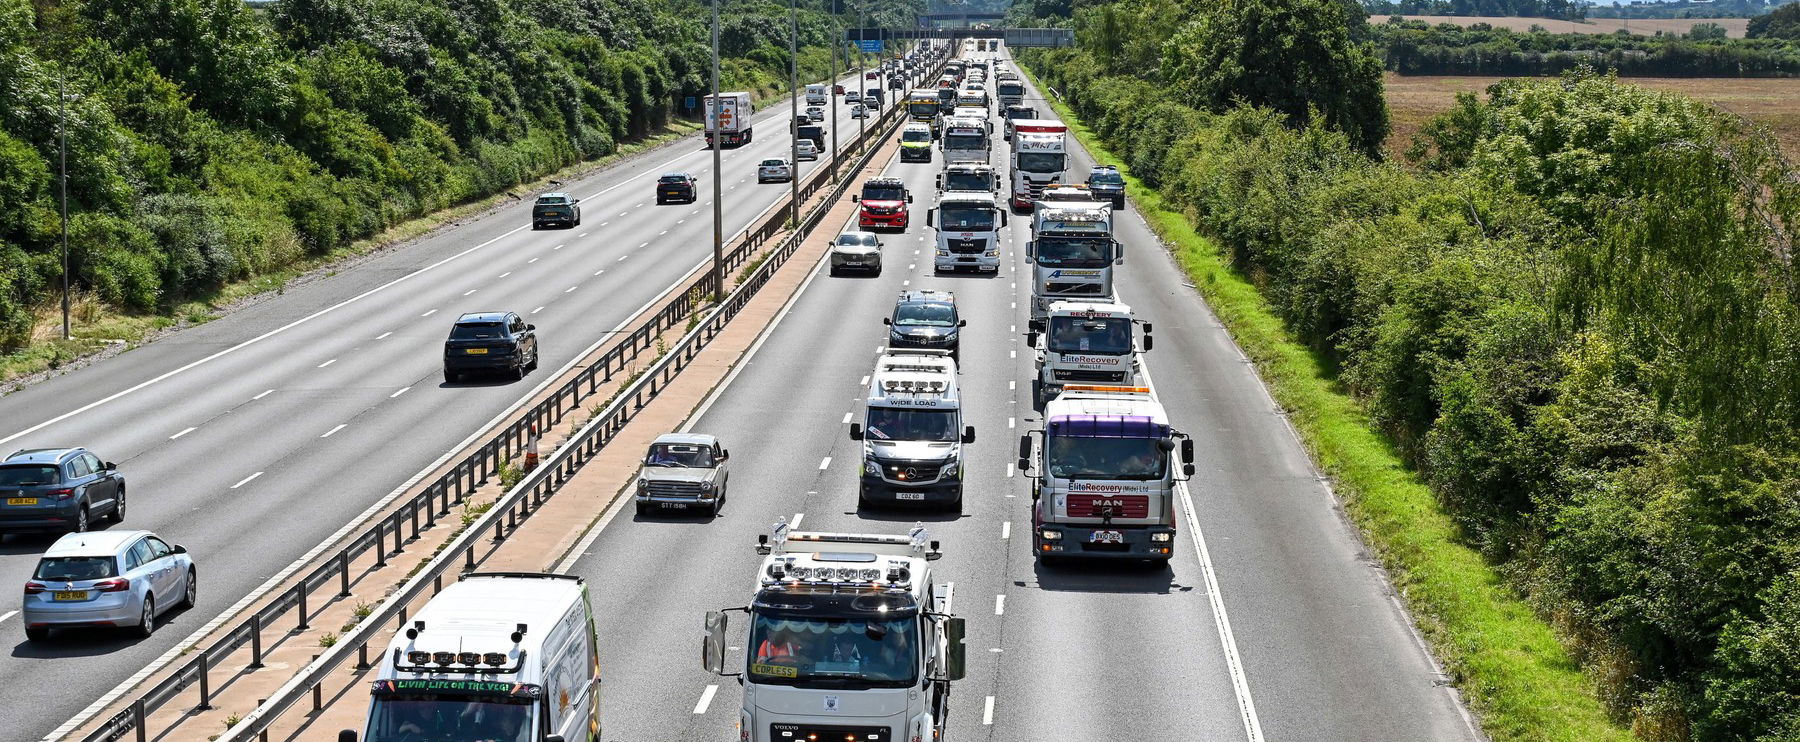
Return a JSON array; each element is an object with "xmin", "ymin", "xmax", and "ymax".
[
  {"xmin": 948, "ymin": 238, "xmax": 987, "ymax": 255},
  {"xmin": 1044, "ymin": 282, "xmax": 1105, "ymax": 295},
  {"xmin": 1066, "ymin": 494, "xmax": 1150, "ymax": 518},
  {"xmin": 644, "ymin": 481, "xmax": 706, "ymax": 497},
  {"xmin": 875, "ymin": 458, "xmax": 950, "ymax": 485},
  {"xmin": 1053, "ymin": 369, "xmax": 1126, "ymax": 383}
]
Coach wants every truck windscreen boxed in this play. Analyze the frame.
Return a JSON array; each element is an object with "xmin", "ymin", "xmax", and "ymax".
[
  {"xmin": 748, "ymin": 603, "xmax": 919, "ymax": 688},
  {"xmin": 1034, "ymin": 236, "xmax": 1111, "ymax": 268},
  {"xmin": 364, "ymin": 681, "xmax": 537, "ymax": 742},
  {"xmin": 943, "ymin": 172, "xmax": 990, "ymax": 192},
  {"xmin": 943, "ymin": 133, "xmax": 986, "ymax": 152},
  {"xmin": 1047, "ymin": 436, "xmax": 1167, "ymax": 480},
  {"xmin": 1047, "ymin": 316, "xmax": 1132, "ymax": 354},
  {"xmin": 1017, "ymin": 152, "xmax": 1066, "ymax": 174},
  {"xmin": 938, "ymin": 206, "xmax": 996, "ymax": 230},
  {"xmin": 903, "ymin": 129, "xmax": 932, "ymax": 143},
  {"xmin": 865, "ymin": 408, "xmax": 958, "ymax": 442}
]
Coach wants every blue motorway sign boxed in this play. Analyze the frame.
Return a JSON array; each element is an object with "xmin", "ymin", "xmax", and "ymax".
[{"xmin": 856, "ymin": 40, "xmax": 884, "ymax": 53}]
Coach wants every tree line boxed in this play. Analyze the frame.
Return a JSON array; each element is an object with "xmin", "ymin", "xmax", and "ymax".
[
  {"xmin": 1374, "ymin": 18, "xmax": 1800, "ymax": 76},
  {"xmin": 1021, "ymin": 0, "xmax": 1800, "ymax": 738}
]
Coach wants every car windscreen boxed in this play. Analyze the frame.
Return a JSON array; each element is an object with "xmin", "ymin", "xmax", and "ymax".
[
  {"xmin": 836, "ymin": 234, "xmax": 878, "ymax": 247},
  {"xmin": 35, "ymin": 556, "xmax": 117, "ymax": 581},
  {"xmin": 761, "ymin": 159, "xmax": 786, "ymax": 167},
  {"xmin": 535, "ymin": 197, "xmax": 567, "ymax": 205},
  {"xmin": 862, "ymin": 185, "xmax": 905, "ymax": 201},
  {"xmin": 902, "ymin": 129, "xmax": 932, "ymax": 143},
  {"xmin": 1047, "ymin": 316, "xmax": 1133, "ymax": 354},
  {"xmin": 449, "ymin": 322, "xmax": 506, "ymax": 341},
  {"xmin": 658, "ymin": 175, "xmax": 689, "ymax": 184},
  {"xmin": 645, "ymin": 443, "xmax": 715, "ymax": 468},
  {"xmin": 0, "ymin": 465, "xmax": 60, "ymax": 486},
  {"xmin": 943, "ymin": 133, "xmax": 986, "ymax": 151},
  {"xmin": 1046, "ymin": 435, "xmax": 1168, "ymax": 480},
  {"xmin": 864, "ymin": 407, "xmax": 958, "ymax": 442},
  {"xmin": 893, "ymin": 302, "xmax": 956, "ymax": 327},
  {"xmin": 938, "ymin": 205, "xmax": 996, "ymax": 231},
  {"xmin": 1090, "ymin": 171, "xmax": 1125, "ymax": 185}
]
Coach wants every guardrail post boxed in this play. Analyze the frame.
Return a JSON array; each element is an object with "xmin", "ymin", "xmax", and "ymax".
[
  {"xmin": 410, "ymin": 502, "xmax": 420, "ymax": 539},
  {"xmin": 358, "ymin": 642, "xmax": 371, "ymax": 671},
  {"xmin": 424, "ymin": 489, "xmax": 437, "ymax": 530},
  {"xmin": 196, "ymin": 654, "xmax": 213, "ymax": 711},
  {"xmin": 296, "ymin": 584, "xmax": 310, "ymax": 631},
  {"xmin": 249, "ymin": 614, "xmax": 265, "ymax": 669},
  {"xmin": 339, "ymin": 551, "xmax": 352, "ymax": 597},
  {"xmin": 392, "ymin": 511, "xmax": 405, "ymax": 554},
  {"xmin": 374, "ymin": 521, "xmax": 387, "ymax": 567},
  {"xmin": 133, "ymin": 699, "xmax": 147, "ymax": 742}
]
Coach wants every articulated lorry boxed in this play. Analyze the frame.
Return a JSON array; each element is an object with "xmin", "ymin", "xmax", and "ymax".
[
  {"xmin": 1026, "ymin": 202, "xmax": 1119, "ymax": 326},
  {"xmin": 1008, "ymin": 121, "xmax": 1069, "ymax": 211},
  {"xmin": 704, "ymin": 92, "xmax": 755, "ymax": 148},
  {"xmin": 1017, "ymin": 386, "xmax": 1196, "ymax": 564},
  {"xmin": 1027, "ymin": 300, "xmax": 1150, "ymax": 406},
  {"xmin": 704, "ymin": 525, "xmax": 965, "ymax": 742}
]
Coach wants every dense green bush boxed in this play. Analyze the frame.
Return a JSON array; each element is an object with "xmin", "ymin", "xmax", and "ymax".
[
  {"xmin": 1374, "ymin": 19, "xmax": 1800, "ymax": 77},
  {"xmin": 1024, "ymin": 5, "xmax": 1800, "ymax": 732}
]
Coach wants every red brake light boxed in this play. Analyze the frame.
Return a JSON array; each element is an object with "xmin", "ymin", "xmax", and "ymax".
[
  {"xmin": 94, "ymin": 578, "xmax": 130, "ymax": 593},
  {"xmin": 47, "ymin": 488, "xmax": 75, "ymax": 501},
  {"xmin": 24, "ymin": 582, "xmax": 45, "ymax": 594}
]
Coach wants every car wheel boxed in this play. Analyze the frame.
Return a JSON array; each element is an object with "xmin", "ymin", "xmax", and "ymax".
[
  {"xmin": 24, "ymin": 626, "xmax": 48, "ymax": 643},
  {"xmin": 529, "ymin": 349, "xmax": 539, "ymax": 371},
  {"xmin": 72, "ymin": 506, "xmax": 89, "ymax": 534},
  {"xmin": 134, "ymin": 595, "xmax": 156, "ymax": 638},
  {"xmin": 108, "ymin": 486, "xmax": 127, "ymax": 523},
  {"xmin": 181, "ymin": 569, "xmax": 197, "ymax": 608},
  {"xmin": 513, "ymin": 362, "xmax": 527, "ymax": 381}
]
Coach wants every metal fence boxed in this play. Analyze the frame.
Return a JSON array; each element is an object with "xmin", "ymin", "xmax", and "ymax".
[{"xmin": 75, "ymin": 72, "xmax": 919, "ymax": 742}]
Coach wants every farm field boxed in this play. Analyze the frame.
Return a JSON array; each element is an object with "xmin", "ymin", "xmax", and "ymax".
[
  {"xmin": 1374, "ymin": 14, "xmax": 1751, "ymax": 37},
  {"xmin": 1385, "ymin": 72, "xmax": 1800, "ymax": 158}
]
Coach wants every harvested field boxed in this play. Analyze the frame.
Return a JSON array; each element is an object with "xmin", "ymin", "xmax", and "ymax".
[
  {"xmin": 1374, "ymin": 14, "xmax": 1751, "ymax": 37},
  {"xmin": 1384, "ymin": 72, "xmax": 1800, "ymax": 160}
]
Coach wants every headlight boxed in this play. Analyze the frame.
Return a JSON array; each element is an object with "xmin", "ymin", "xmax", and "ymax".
[
  {"xmin": 1040, "ymin": 529, "xmax": 1062, "ymax": 541},
  {"xmin": 864, "ymin": 460, "xmax": 881, "ymax": 476},
  {"xmin": 635, "ymin": 479, "xmax": 647, "ymax": 492},
  {"xmin": 985, "ymin": 250, "xmax": 999, "ymax": 257},
  {"xmin": 936, "ymin": 249, "xmax": 950, "ymax": 257},
  {"xmin": 1150, "ymin": 532, "xmax": 1174, "ymax": 543}
]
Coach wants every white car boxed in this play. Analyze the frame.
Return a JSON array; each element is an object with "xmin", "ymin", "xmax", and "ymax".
[
  {"xmin": 843, "ymin": 92, "xmax": 862, "ymax": 105},
  {"xmin": 22, "ymin": 529, "xmax": 195, "ymax": 641},
  {"xmin": 851, "ymin": 104, "xmax": 869, "ymax": 119},
  {"xmin": 829, "ymin": 231, "xmax": 883, "ymax": 275},
  {"xmin": 806, "ymin": 106, "xmax": 825, "ymax": 120},
  {"xmin": 796, "ymin": 140, "xmax": 820, "ymax": 161},
  {"xmin": 757, "ymin": 158, "xmax": 793, "ymax": 183}
]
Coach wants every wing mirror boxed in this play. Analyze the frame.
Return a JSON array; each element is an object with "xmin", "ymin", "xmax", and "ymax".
[
  {"xmin": 703, "ymin": 611, "xmax": 730, "ymax": 675},
  {"xmin": 525, "ymin": 324, "xmax": 536, "ymax": 331},
  {"xmin": 851, "ymin": 194, "xmax": 860, "ymax": 202},
  {"xmin": 957, "ymin": 319, "xmax": 967, "ymax": 327},
  {"xmin": 849, "ymin": 423, "xmax": 865, "ymax": 441},
  {"xmin": 172, "ymin": 544, "xmax": 188, "ymax": 555},
  {"xmin": 1142, "ymin": 334, "xmax": 1153, "ymax": 352},
  {"xmin": 1026, "ymin": 330, "xmax": 1039, "ymax": 346},
  {"xmin": 1017, "ymin": 434, "xmax": 1031, "ymax": 460},
  {"xmin": 907, "ymin": 194, "xmax": 915, "ymax": 203},
  {"xmin": 961, "ymin": 426, "xmax": 976, "ymax": 444},
  {"xmin": 1181, "ymin": 438, "xmax": 1195, "ymax": 465},
  {"xmin": 339, "ymin": 732, "xmax": 359, "ymax": 742},
  {"xmin": 942, "ymin": 616, "xmax": 967, "ymax": 681},
  {"xmin": 882, "ymin": 317, "xmax": 892, "ymax": 326},
  {"xmin": 103, "ymin": 461, "xmax": 117, "ymax": 471}
]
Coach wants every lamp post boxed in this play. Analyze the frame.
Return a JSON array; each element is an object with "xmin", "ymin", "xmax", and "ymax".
[
  {"xmin": 59, "ymin": 68, "xmax": 70, "ymax": 341},
  {"xmin": 789, "ymin": 0, "xmax": 800, "ymax": 230},
  {"xmin": 830, "ymin": 20, "xmax": 840, "ymax": 182},
  {"xmin": 709, "ymin": 0, "xmax": 724, "ymax": 298}
]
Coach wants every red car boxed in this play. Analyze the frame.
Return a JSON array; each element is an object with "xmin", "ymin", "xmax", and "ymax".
[{"xmin": 853, "ymin": 177, "xmax": 912, "ymax": 230}]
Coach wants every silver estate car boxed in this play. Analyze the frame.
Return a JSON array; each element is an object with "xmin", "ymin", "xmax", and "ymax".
[{"xmin": 22, "ymin": 529, "xmax": 195, "ymax": 642}]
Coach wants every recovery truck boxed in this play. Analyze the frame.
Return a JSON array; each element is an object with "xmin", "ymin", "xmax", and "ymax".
[
  {"xmin": 1026, "ymin": 202, "xmax": 1120, "ymax": 326},
  {"xmin": 704, "ymin": 91, "xmax": 755, "ymax": 148},
  {"xmin": 936, "ymin": 160, "xmax": 1000, "ymax": 195},
  {"xmin": 1017, "ymin": 386, "xmax": 1196, "ymax": 564},
  {"xmin": 1009, "ymin": 121, "xmax": 1069, "ymax": 211},
  {"xmin": 849, "ymin": 349, "xmax": 975, "ymax": 510},
  {"xmin": 1026, "ymin": 300, "xmax": 1151, "ymax": 406},
  {"xmin": 927, "ymin": 191, "xmax": 1007, "ymax": 273},
  {"xmin": 704, "ymin": 525, "xmax": 965, "ymax": 742}
]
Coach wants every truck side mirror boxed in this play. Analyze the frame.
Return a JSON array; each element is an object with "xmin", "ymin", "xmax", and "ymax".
[
  {"xmin": 962, "ymin": 426, "xmax": 976, "ymax": 444},
  {"xmin": 943, "ymin": 616, "xmax": 967, "ymax": 681},
  {"xmin": 925, "ymin": 209, "xmax": 935, "ymax": 228},
  {"xmin": 1026, "ymin": 331, "xmax": 1039, "ymax": 346},
  {"xmin": 703, "ymin": 610, "xmax": 730, "ymax": 675},
  {"xmin": 1024, "ymin": 240, "xmax": 1035, "ymax": 261},
  {"xmin": 1114, "ymin": 239, "xmax": 1124, "ymax": 265},
  {"xmin": 338, "ymin": 731, "xmax": 358, "ymax": 742},
  {"xmin": 908, "ymin": 194, "xmax": 915, "ymax": 203},
  {"xmin": 1000, "ymin": 211, "xmax": 1009, "ymax": 228},
  {"xmin": 849, "ymin": 423, "xmax": 864, "ymax": 441},
  {"xmin": 1142, "ymin": 335, "xmax": 1153, "ymax": 352},
  {"xmin": 1017, "ymin": 434, "xmax": 1031, "ymax": 460},
  {"xmin": 546, "ymin": 737, "xmax": 566, "ymax": 742},
  {"xmin": 1142, "ymin": 322, "xmax": 1152, "ymax": 333},
  {"xmin": 1181, "ymin": 438, "xmax": 1195, "ymax": 465}
]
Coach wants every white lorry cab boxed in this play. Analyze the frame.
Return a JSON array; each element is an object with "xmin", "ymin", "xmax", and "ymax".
[
  {"xmin": 1026, "ymin": 300, "xmax": 1151, "ymax": 405},
  {"xmin": 1008, "ymin": 121, "xmax": 1069, "ymax": 211},
  {"xmin": 939, "ymin": 115, "xmax": 990, "ymax": 163},
  {"xmin": 346, "ymin": 572, "xmax": 599, "ymax": 742},
  {"xmin": 1026, "ymin": 202, "xmax": 1120, "ymax": 325},
  {"xmin": 926, "ymin": 191, "xmax": 1007, "ymax": 273},
  {"xmin": 936, "ymin": 160, "xmax": 1000, "ymax": 195},
  {"xmin": 849, "ymin": 349, "xmax": 976, "ymax": 511},
  {"xmin": 703, "ymin": 525, "xmax": 965, "ymax": 742}
]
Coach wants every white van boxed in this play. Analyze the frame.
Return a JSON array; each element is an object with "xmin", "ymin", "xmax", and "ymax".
[
  {"xmin": 805, "ymin": 83, "xmax": 827, "ymax": 106},
  {"xmin": 343, "ymin": 573, "xmax": 599, "ymax": 742}
]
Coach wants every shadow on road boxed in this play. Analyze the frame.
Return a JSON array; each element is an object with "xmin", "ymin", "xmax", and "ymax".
[{"xmin": 1021, "ymin": 557, "xmax": 1189, "ymax": 595}]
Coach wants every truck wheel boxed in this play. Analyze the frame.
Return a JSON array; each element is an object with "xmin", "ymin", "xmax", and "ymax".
[
  {"xmin": 947, "ymin": 491, "xmax": 963, "ymax": 515},
  {"xmin": 857, "ymin": 484, "xmax": 874, "ymax": 510}
]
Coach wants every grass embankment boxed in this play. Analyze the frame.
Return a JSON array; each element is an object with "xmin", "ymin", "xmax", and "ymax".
[
  {"xmin": 1021, "ymin": 67, "xmax": 1634, "ymax": 742},
  {"xmin": 0, "ymin": 119, "xmax": 703, "ymax": 388}
]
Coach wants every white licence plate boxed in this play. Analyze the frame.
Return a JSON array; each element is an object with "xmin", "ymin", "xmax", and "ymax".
[
  {"xmin": 1091, "ymin": 530, "xmax": 1124, "ymax": 544},
  {"xmin": 895, "ymin": 492, "xmax": 925, "ymax": 500}
]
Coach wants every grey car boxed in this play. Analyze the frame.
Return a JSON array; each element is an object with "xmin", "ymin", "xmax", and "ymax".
[
  {"xmin": 22, "ymin": 529, "xmax": 195, "ymax": 642},
  {"xmin": 633, "ymin": 434, "xmax": 730, "ymax": 516},
  {"xmin": 829, "ymin": 231, "xmax": 884, "ymax": 276},
  {"xmin": 0, "ymin": 448, "xmax": 125, "ymax": 535}
]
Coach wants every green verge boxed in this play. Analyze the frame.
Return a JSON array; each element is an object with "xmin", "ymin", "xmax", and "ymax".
[
  {"xmin": 1020, "ymin": 67, "xmax": 1634, "ymax": 742},
  {"xmin": 0, "ymin": 119, "xmax": 703, "ymax": 388}
]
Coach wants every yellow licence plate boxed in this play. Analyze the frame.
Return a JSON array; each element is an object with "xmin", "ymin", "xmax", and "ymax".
[
  {"xmin": 465, "ymin": 348, "xmax": 488, "ymax": 355},
  {"xmin": 52, "ymin": 591, "xmax": 87, "ymax": 601},
  {"xmin": 6, "ymin": 497, "xmax": 36, "ymax": 505}
]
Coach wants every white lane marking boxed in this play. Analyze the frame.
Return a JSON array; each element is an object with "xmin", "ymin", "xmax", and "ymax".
[
  {"xmin": 420, "ymin": 309, "xmax": 438, "ymax": 317},
  {"xmin": 593, "ymin": 269, "xmax": 606, "ymax": 277},
  {"xmin": 635, "ymin": 203, "xmax": 644, "ymax": 208},
  {"xmin": 390, "ymin": 387, "xmax": 411, "ymax": 399},
  {"xmin": 994, "ymin": 594, "xmax": 1005, "ymax": 615},
  {"xmin": 497, "ymin": 271, "xmax": 512, "ymax": 279},
  {"xmin": 579, "ymin": 233, "xmax": 589, "ymax": 238},
  {"xmin": 790, "ymin": 513, "xmax": 805, "ymax": 530},
  {"xmin": 677, "ymin": 219, "xmax": 686, "ymax": 225},
  {"xmin": 1009, "ymin": 417, "xmax": 1015, "ymax": 429},
  {"xmin": 1010, "ymin": 324, "xmax": 1015, "ymax": 333},
  {"xmin": 1001, "ymin": 521, "xmax": 1011, "ymax": 540},
  {"xmin": 169, "ymin": 427, "xmax": 196, "ymax": 440},
  {"xmin": 691, "ymin": 210, "xmax": 700, "ymax": 215},
  {"xmin": 253, "ymin": 389, "xmax": 274, "ymax": 400},
  {"xmin": 693, "ymin": 684, "xmax": 719, "ymax": 715},
  {"xmin": 531, "ymin": 306, "xmax": 546, "ymax": 315},
  {"xmin": 1006, "ymin": 463, "xmax": 1015, "ymax": 478},
  {"xmin": 230, "ymin": 472, "xmax": 264, "ymax": 489},
  {"xmin": 1009, "ymin": 381, "xmax": 1015, "ymax": 390},
  {"xmin": 320, "ymin": 424, "xmax": 347, "ymax": 438},
  {"xmin": 659, "ymin": 230, "xmax": 668, "ymax": 236},
  {"xmin": 860, "ymin": 375, "xmax": 870, "ymax": 385},
  {"xmin": 908, "ymin": 264, "xmax": 915, "ymax": 270},
  {"xmin": 528, "ymin": 257, "xmax": 540, "ymax": 264},
  {"xmin": 601, "ymin": 223, "xmax": 609, "ymax": 227},
  {"xmin": 818, "ymin": 457, "xmax": 831, "ymax": 470},
  {"xmin": 943, "ymin": 581, "xmax": 955, "ymax": 612},
  {"xmin": 1009, "ymin": 350, "xmax": 1016, "ymax": 358},
  {"xmin": 0, "ymin": 610, "xmax": 16, "ymax": 625},
  {"xmin": 318, "ymin": 359, "xmax": 337, "ymax": 368},
  {"xmin": 554, "ymin": 244, "xmax": 565, "ymax": 250},
  {"xmin": 903, "ymin": 280, "xmax": 910, "ymax": 286},
  {"xmin": 842, "ymin": 412, "xmax": 853, "ymax": 424},
  {"xmin": 375, "ymin": 332, "xmax": 392, "ymax": 340},
  {"xmin": 619, "ymin": 211, "xmax": 628, "ymax": 217},
  {"xmin": 983, "ymin": 695, "xmax": 995, "ymax": 725},
  {"xmin": 617, "ymin": 255, "xmax": 629, "ymax": 262},
  {"xmin": 462, "ymin": 289, "xmax": 477, "ymax": 296},
  {"xmin": 639, "ymin": 242, "xmax": 649, "ymax": 248},
  {"xmin": 565, "ymin": 286, "xmax": 579, "ymax": 293}
]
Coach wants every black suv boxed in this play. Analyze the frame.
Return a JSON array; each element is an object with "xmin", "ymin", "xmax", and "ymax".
[
  {"xmin": 1001, "ymin": 105, "xmax": 1037, "ymax": 142},
  {"xmin": 532, "ymin": 193, "xmax": 581, "ymax": 229},
  {"xmin": 657, "ymin": 173, "xmax": 697, "ymax": 205},
  {"xmin": 883, "ymin": 290, "xmax": 965, "ymax": 361},
  {"xmin": 0, "ymin": 448, "xmax": 125, "ymax": 535},
  {"xmin": 444, "ymin": 312, "xmax": 539, "ymax": 383},
  {"xmin": 1086, "ymin": 165, "xmax": 1126, "ymax": 209}
]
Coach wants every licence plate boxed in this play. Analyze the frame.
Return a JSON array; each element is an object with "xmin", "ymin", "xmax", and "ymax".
[
  {"xmin": 1091, "ymin": 530, "xmax": 1124, "ymax": 544},
  {"xmin": 53, "ymin": 591, "xmax": 87, "ymax": 601},
  {"xmin": 895, "ymin": 492, "xmax": 925, "ymax": 501},
  {"xmin": 658, "ymin": 502, "xmax": 687, "ymax": 509},
  {"xmin": 6, "ymin": 497, "xmax": 37, "ymax": 505},
  {"xmin": 465, "ymin": 348, "xmax": 488, "ymax": 355}
]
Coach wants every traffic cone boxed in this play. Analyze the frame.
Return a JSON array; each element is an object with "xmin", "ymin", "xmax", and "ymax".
[{"xmin": 524, "ymin": 425, "xmax": 541, "ymax": 470}]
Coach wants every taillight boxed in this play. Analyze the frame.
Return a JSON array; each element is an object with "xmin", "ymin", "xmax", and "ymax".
[
  {"xmin": 23, "ymin": 581, "xmax": 46, "ymax": 594},
  {"xmin": 94, "ymin": 578, "xmax": 130, "ymax": 593},
  {"xmin": 47, "ymin": 488, "xmax": 75, "ymax": 501}
]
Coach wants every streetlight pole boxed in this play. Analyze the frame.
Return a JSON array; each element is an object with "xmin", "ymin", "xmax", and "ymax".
[
  {"xmin": 788, "ymin": 0, "xmax": 799, "ymax": 231},
  {"xmin": 830, "ymin": 19, "xmax": 840, "ymax": 182},
  {"xmin": 59, "ymin": 68, "xmax": 70, "ymax": 341},
  {"xmin": 857, "ymin": 3, "xmax": 866, "ymax": 145},
  {"xmin": 709, "ymin": 0, "xmax": 724, "ymax": 298}
]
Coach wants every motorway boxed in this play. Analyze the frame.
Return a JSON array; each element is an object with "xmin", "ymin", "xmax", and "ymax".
[
  {"xmin": 562, "ymin": 49, "xmax": 1484, "ymax": 741},
  {"xmin": 0, "ymin": 59, "xmax": 922, "ymax": 740}
]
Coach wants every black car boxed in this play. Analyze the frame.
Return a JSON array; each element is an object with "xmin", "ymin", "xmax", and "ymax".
[
  {"xmin": 444, "ymin": 312, "xmax": 539, "ymax": 383},
  {"xmin": 532, "ymin": 193, "xmax": 581, "ymax": 229},
  {"xmin": 796, "ymin": 124, "xmax": 825, "ymax": 151},
  {"xmin": 1086, "ymin": 165, "xmax": 1126, "ymax": 209},
  {"xmin": 657, "ymin": 172, "xmax": 697, "ymax": 204},
  {"xmin": 0, "ymin": 448, "xmax": 125, "ymax": 535},
  {"xmin": 883, "ymin": 290, "xmax": 964, "ymax": 361}
]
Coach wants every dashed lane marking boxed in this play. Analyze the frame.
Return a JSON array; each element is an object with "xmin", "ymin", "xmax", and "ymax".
[
  {"xmin": 170, "ymin": 427, "xmax": 196, "ymax": 440},
  {"xmin": 390, "ymin": 387, "xmax": 411, "ymax": 399},
  {"xmin": 230, "ymin": 472, "xmax": 264, "ymax": 489},
  {"xmin": 320, "ymin": 424, "xmax": 347, "ymax": 438}
]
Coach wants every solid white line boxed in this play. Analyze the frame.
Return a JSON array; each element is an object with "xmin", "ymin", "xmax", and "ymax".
[
  {"xmin": 253, "ymin": 389, "xmax": 274, "ymax": 400},
  {"xmin": 693, "ymin": 684, "xmax": 719, "ymax": 714},
  {"xmin": 390, "ymin": 386, "xmax": 411, "ymax": 399},
  {"xmin": 320, "ymin": 424, "xmax": 347, "ymax": 438},
  {"xmin": 462, "ymin": 289, "xmax": 477, "ymax": 296},
  {"xmin": 994, "ymin": 595, "xmax": 1005, "ymax": 615},
  {"xmin": 169, "ymin": 427, "xmax": 196, "ymax": 440},
  {"xmin": 230, "ymin": 472, "xmax": 263, "ymax": 489},
  {"xmin": 790, "ymin": 513, "xmax": 805, "ymax": 530},
  {"xmin": 983, "ymin": 695, "xmax": 995, "ymax": 725},
  {"xmin": 565, "ymin": 286, "xmax": 579, "ymax": 293},
  {"xmin": 1001, "ymin": 521, "xmax": 1010, "ymax": 540},
  {"xmin": 0, "ymin": 610, "xmax": 16, "ymax": 624},
  {"xmin": 818, "ymin": 457, "xmax": 831, "ymax": 470},
  {"xmin": 375, "ymin": 332, "xmax": 392, "ymax": 340},
  {"xmin": 842, "ymin": 412, "xmax": 853, "ymax": 424},
  {"xmin": 318, "ymin": 359, "xmax": 337, "ymax": 368},
  {"xmin": 420, "ymin": 309, "xmax": 437, "ymax": 318},
  {"xmin": 531, "ymin": 306, "xmax": 545, "ymax": 315}
]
